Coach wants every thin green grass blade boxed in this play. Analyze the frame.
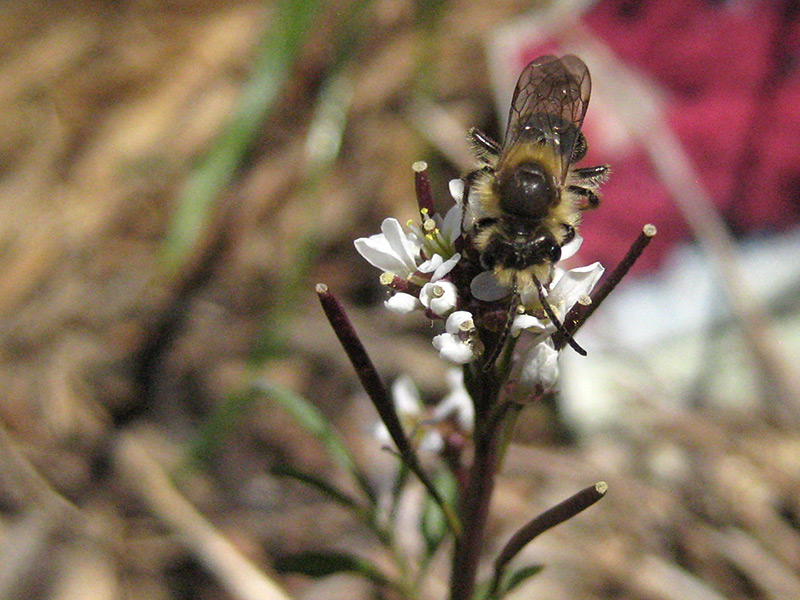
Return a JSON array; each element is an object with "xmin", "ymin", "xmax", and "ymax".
[
  {"xmin": 258, "ymin": 380, "xmax": 377, "ymax": 506},
  {"xmin": 274, "ymin": 550, "xmax": 400, "ymax": 592},
  {"xmin": 162, "ymin": 0, "xmax": 323, "ymax": 272},
  {"xmin": 270, "ymin": 463, "xmax": 365, "ymax": 513}
]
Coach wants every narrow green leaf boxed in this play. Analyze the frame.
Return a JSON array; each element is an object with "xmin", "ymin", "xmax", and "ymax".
[
  {"xmin": 477, "ymin": 564, "xmax": 545, "ymax": 600},
  {"xmin": 420, "ymin": 470, "xmax": 458, "ymax": 555},
  {"xmin": 498, "ymin": 564, "xmax": 544, "ymax": 597},
  {"xmin": 161, "ymin": 0, "xmax": 323, "ymax": 271},
  {"xmin": 274, "ymin": 551, "xmax": 395, "ymax": 590},
  {"xmin": 388, "ymin": 461, "xmax": 410, "ymax": 523},
  {"xmin": 190, "ymin": 387, "xmax": 258, "ymax": 463},
  {"xmin": 257, "ymin": 380, "xmax": 376, "ymax": 505},
  {"xmin": 270, "ymin": 464, "xmax": 364, "ymax": 513},
  {"xmin": 271, "ymin": 465, "xmax": 396, "ymax": 553}
]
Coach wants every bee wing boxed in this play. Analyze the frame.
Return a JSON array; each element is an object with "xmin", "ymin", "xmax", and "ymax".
[{"xmin": 502, "ymin": 54, "xmax": 591, "ymax": 183}]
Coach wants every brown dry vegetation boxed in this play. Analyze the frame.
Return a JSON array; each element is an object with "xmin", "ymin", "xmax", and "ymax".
[{"xmin": 1, "ymin": 1, "xmax": 800, "ymax": 600}]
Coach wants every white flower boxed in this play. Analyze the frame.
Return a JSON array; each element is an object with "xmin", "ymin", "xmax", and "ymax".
[
  {"xmin": 519, "ymin": 339, "xmax": 560, "ymax": 390},
  {"xmin": 418, "ymin": 252, "xmax": 460, "ymax": 281},
  {"xmin": 434, "ymin": 202, "xmax": 463, "ymax": 248},
  {"xmin": 385, "ymin": 292, "xmax": 422, "ymax": 314},
  {"xmin": 432, "ymin": 369, "xmax": 474, "ymax": 432},
  {"xmin": 414, "ymin": 203, "xmax": 462, "ymax": 264},
  {"xmin": 432, "ymin": 311, "xmax": 481, "ymax": 364},
  {"xmin": 373, "ymin": 375, "xmax": 466, "ymax": 454},
  {"xmin": 420, "ymin": 280, "xmax": 458, "ymax": 316},
  {"xmin": 355, "ymin": 212, "xmax": 464, "ymax": 316},
  {"xmin": 354, "ymin": 218, "xmax": 422, "ymax": 278},
  {"xmin": 513, "ymin": 262, "xmax": 605, "ymax": 335}
]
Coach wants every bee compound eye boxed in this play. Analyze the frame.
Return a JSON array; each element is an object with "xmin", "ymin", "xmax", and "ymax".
[
  {"xmin": 548, "ymin": 241, "xmax": 562, "ymax": 263},
  {"xmin": 530, "ymin": 231, "xmax": 561, "ymax": 264}
]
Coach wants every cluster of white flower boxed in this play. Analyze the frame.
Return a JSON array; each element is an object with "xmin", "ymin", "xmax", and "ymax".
[
  {"xmin": 354, "ymin": 175, "xmax": 604, "ymax": 390},
  {"xmin": 354, "ymin": 204, "xmax": 462, "ymax": 314},
  {"xmin": 373, "ymin": 370, "xmax": 474, "ymax": 453}
]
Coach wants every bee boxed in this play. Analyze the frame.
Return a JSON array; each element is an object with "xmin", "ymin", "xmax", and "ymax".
[{"xmin": 465, "ymin": 54, "xmax": 608, "ymax": 359}]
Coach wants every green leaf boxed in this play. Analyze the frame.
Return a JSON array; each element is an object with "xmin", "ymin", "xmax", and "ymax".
[
  {"xmin": 161, "ymin": 0, "xmax": 323, "ymax": 272},
  {"xmin": 258, "ymin": 381, "xmax": 376, "ymax": 505},
  {"xmin": 388, "ymin": 461, "xmax": 410, "ymax": 523},
  {"xmin": 270, "ymin": 464, "xmax": 364, "ymax": 513},
  {"xmin": 478, "ymin": 564, "xmax": 545, "ymax": 600},
  {"xmin": 190, "ymin": 388, "xmax": 258, "ymax": 463},
  {"xmin": 274, "ymin": 551, "xmax": 395, "ymax": 590},
  {"xmin": 498, "ymin": 564, "xmax": 544, "ymax": 597},
  {"xmin": 420, "ymin": 470, "xmax": 458, "ymax": 555},
  {"xmin": 270, "ymin": 465, "xmax": 395, "ymax": 552}
]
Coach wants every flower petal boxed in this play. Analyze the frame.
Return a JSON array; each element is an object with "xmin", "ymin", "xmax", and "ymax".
[
  {"xmin": 354, "ymin": 233, "xmax": 410, "ymax": 274},
  {"xmin": 432, "ymin": 333, "xmax": 476, "ymax": 364},
  {"xmin": 373, "ymin": 422, "xmax": 392, "ymax": 446},
  {"xmin": 385, "ymin": 292, "xmax": 422, "ymax": 314},
  {"xmin": 434, "ymin": 369, "xmax": 474, "ymax": 432},
  {"xmin": 511, "ymin": 312, "xmax": 551, "ymax": 335},
  {"xmin": 431, "ymin": 253, "xmax": 460, "ymax": 281},
  {"xmin": 418, "ymin": 253, "xmax": 444, "ymax": 275},
  {"xmin": 444, "ymin": 310, "xmax": 474, "ymax": 334},
  {"xmin": 559, "ymin": 234, "xmax": 584, "ymax": 261},
  {"xmin": 520, "ymin": 339, "xmax": 560, "ymax": 389},
  {"xmin": 381, "ymin": 218, "xmax": 420, "ymax": 273},
  {"xmin": 551, "ymin": 262, "xmax": 605, "ymax": 307},
  {"xmin": 420, "ymin": 281, "xmax": 458, "ymax": 316},
  {"xmin": 391, "ymin": 375, "xmax": 423, "ymax": 418},
  {"xmin": 448, "ymin": 178, "xmax": 465, "ymax": 203},
  {"xmin": 439, "ymin": 203, "xmax": 464, "ymax": 245},
  {"xmin": 354, "ymin": 218, "xmax": 421, "ymax": 276},
  {"xmin": 418, "ymin": 432, "xmax": 445, "ymax": 453}
]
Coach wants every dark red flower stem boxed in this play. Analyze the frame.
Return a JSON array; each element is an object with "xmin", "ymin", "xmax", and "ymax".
[
  {"xmin": 448, "ymin": 416, "xmax": 502, "ymax": 600},
  {"xmin": 316, "ymin": 283, "xmax": 460, "ymax": 535},
  {"xmin": 414, "ymin": 161, "xmax": 436, "ymax": 216},
  {"xmin": 489, "ymin": 482, "xmax": 607, "ymax": 597},
  {"xmin": 554, "ymin": 224, "xmax": 656, "ymax": 350}
]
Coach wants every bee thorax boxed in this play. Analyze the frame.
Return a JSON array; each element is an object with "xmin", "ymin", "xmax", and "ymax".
[{"xmin": 496, "ymin": 161, "xmax": 557, "ymax": 219}]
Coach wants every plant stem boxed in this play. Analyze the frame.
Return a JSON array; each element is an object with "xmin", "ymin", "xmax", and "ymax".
[
  {"xmin": 316, "ymin": 284, "xmax": 461, "ymax": 536},
  {"xmin": 448, "ymin": 412, "xmax": 503, "ymax": 600},
  {"xmin": 554, "ymin": 223, "xmax": 656, "ymax": 350},
  {"xmin": 488, "ymin": 482, "xmax": 607, "ymax": 597}
]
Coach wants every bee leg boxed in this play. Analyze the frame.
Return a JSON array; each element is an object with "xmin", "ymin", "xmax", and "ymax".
[
  {"xmin": 460, "ymin": 166, "xmax": 494, "ymax": 232},
  {"xmin": 573, "ymin": 165, "xmax": 609, "ymax": 184},
  {"xmin": 561, "ymin": 223, "xmax": 576, "ymax": 246},
  {"xmin": 568, "ymin": 185, "xmax": 601, "ymax": 211},
  {"xmin": 482, "ymin": 283, "xmax": 519, "ymax": 372},
  {"xmin": 532, "ymin": 275, "xmax": 587, "ymax": 356},
  {"xmin": 468, "ymin": 128, "xmax": 501, "ymax": 163}
]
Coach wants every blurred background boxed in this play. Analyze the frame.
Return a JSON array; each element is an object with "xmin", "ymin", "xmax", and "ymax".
[{"xmin": 2, "ymin": 0, "xmax": 800, "ymax": 598}]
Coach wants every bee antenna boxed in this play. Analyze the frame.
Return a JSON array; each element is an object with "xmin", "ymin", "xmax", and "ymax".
[
  {"xmin": 532, "ymin": 275, "xmax": 587, "ymax": 356},
  {"xmin": 481, "ymin": 282, "xmax": 520, "ymax": 372}
]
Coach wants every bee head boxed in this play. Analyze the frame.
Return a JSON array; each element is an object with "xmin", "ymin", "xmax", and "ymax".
[
  {"xmin": 478, "ymin": 224, "xmax": 561, "ymax": 272},
  {"xmin": 496, "ymin": 161, "xmax": 557, "ymax": 220}
]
